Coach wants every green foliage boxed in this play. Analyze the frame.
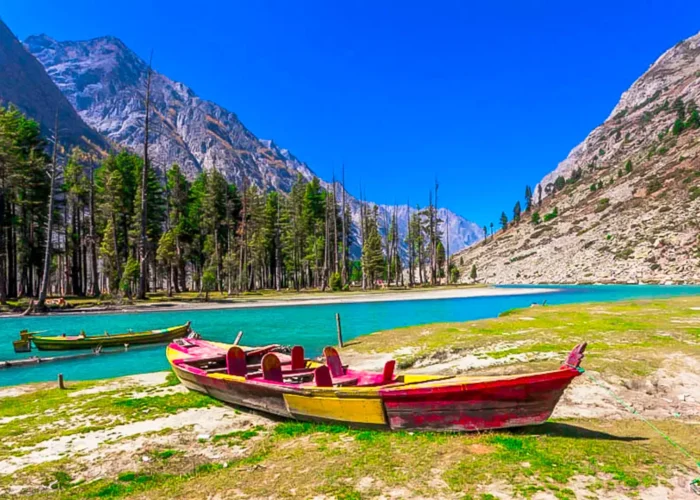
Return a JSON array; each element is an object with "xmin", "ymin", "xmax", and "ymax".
[
  {"xmin": 613, "ymin": 108, "xmax": 628, "ymax": 120},
  {"xmin": 594, "ymin": 198, "xmax": 610, "ymax": 213},
  {"xmin": 625, "ymin": 159, "xmax": 633, "ymax": 173},
  {"xmin": 590, "ymin": 183, "xmax": 597, "ymax": 192},
  {"xmin": 120, "ymin": 256, "xmax": 140, "ymax": 296},
  {"xmin": 449, "ymin": 265, "xmax": 460, "ymax": 284},
  {"xmin": 524, "ymin": 185, "xmax": 533, "ymax": 211},
  {"xmin": 647, "ymin": 178, "xmax": 663, "ymax": 194},
  {"xmin": 499, "ymin": 211, "xmax": 508, "ymax": 231},
  {"xmin": 330, "ymin": 272, "xmax": 342, "ymax": 291},
  {"xmin": 469, "ymin": 264, "xmax": 477, "ymax": 281},
  {"xmin": 688, "ymin": 186, "xmax": 700, "ymax": 201},
  {"xmin": 531, "ymin": 211, "xmax": 541, "ymax": 224},
  {"xmin": 542, "ymin": 207, "xmax": 558, "ymax": 222},
  {"xmin": 554, "ymin": 175, "xmax": 566, "ymax": 191},
  {"xmin": 512, "ymin": 201, "xmax": 521, "ymax": 223}
]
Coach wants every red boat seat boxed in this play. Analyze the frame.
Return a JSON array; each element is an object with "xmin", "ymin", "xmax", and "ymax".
[
  {"xmin": 226, "ymin": 346, "xmax": 247, "ymax": 377},
  {"xmin": 291, "ymin": 346, "xmax": 305, "ymax": 370},
  {"xmin": 314, "ymin": 365, "xmax": 333, "ymax": 387},
  {"xmin": 261, "ymin": 353, "xmax": 283, "ymax": 382},
  {"xmin": 382, "ymin": 360, "xmax": 396, "ymax": 383},
  {"xmin": 323, "ymin": 346, "xmax": 344, "ymax": 377}
]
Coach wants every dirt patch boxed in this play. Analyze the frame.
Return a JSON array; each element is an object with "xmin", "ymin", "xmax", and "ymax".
[
  {"xmin": 554, "ymin": 354, "xmax": 700, "ymax": 420},
  {"xmin": 0, "ymin": 406, "xmax": 273, "ymax": 476}
]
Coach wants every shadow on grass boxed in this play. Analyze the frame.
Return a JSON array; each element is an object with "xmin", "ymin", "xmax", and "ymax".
[{"xmin": 513, "ymin": 422, "xmax": 647, "ymax": 441}]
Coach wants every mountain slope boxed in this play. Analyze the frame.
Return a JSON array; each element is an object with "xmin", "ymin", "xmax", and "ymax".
[
  {"xmin": 25, "ymin": 33, "xmax": 483, "ymax": 254},
  {"xmin": 0, "ymin": 20, "xmax": 107, "ymax": 153},
  {"xmin": 454, "ymin": 32, "xmax": 700, "ymax": 284}
]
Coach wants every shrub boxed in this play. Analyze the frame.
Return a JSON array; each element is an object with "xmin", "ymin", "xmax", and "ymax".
[
  {"xmin": 690, "ymin": 186, "xmax": 700, "ymax": 201},
  {"xmin": 451, "ymin": 266, "xmax": 461, "ymax": 284},
  {"xmin": 590, "ymin": 183, "xmax": 597, "ymax": 192},
  {"xmin": 647, "ymin": 178, "xmax": 663, "ymax": 194},
  {"xmin": 531, "ymin": 211, "xmax": 541, "ymax": 224},
  {"xmin": 594, "ymin": 198, "xmax": 610, "ymax": 213},
  {"xmin": 625, "ymin": 160, "xmax": 633, "ymax": 173},
  {"xmin": 554, "ymin": 176, "xmax": 566, "ymax": 191},
  {"xmin": 543, "ymin": 207, "xmax": 558, "ymax": 222},
  {"xmin": 330, "ymin": 272, "xmax": 342, "ymax": 291},
  {"xmin": 672, "ymin": 119, "xmax": 685, "ymax": 136}
]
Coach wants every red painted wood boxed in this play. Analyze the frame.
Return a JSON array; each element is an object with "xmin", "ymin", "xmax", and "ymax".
[
  {"xmin": 291, "ymin": 345, "xmax": 305, "ymax": 370},
  {"xmin": 261, "ymin": 353, "xmax": 283, "ymax": 382},
  {"xmin": 323, "ymin": 346, "xmax": 344, "ymax": 377},
  {"xmin": 226, "ymin": 346, "xmax": 247, "ymax": 376},
  {"xmin": 381, "ymin": 372, "xmax": 578, "ymax": 431},
  {"xmin": 314, "ymin": 365, "xmax": 333, "ymax": 387},
  {"xmin": 170, "ymin": 339, "xmax": 586, "ymax": 432},
  {"xmin": 382, "ymin": 360, "xmax": 396, "ymax": 383},
  {"xmin": 562, "ymin": 342, "xmax": 587, "ymax": 369}
]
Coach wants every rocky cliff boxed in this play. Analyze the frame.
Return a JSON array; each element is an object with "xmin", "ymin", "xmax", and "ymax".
[
  {"xmin": 455, "ymin": 32, "xmax": 700, "ymax": 284},
  {"xmin": 25, "ymin": 33, "xmax": 483, "ymax": 254},
  {"xmin": 0, "ymin": 21, "xmax": 107, "ymax": 153}
]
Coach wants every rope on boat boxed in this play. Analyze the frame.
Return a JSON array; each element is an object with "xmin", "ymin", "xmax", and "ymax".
[{"xmin": 570, "ymin": 365, "xmax": 700, "ymax": 494}]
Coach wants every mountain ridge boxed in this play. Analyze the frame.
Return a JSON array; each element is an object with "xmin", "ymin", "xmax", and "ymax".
[
  {"xmin": 455, "ymin": 31, "xmax": 700, "ymax": 284},
  {"xmin": 25, "ymin": 32, "xmax": 484, "ymax": 255},
  {"xmin": 0, "ymin": 21, "xmax": 108, "ymax": 153}
]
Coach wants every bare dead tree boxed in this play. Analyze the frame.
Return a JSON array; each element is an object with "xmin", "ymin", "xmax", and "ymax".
[
  {"xmin": 137, "ymin": 51, "xmax": 154, "ymax": 300},
  {"xmin": 341, "ymin": 165, "xmax": 348, "ymax": 285},
  {"xmin": 37, "ymin": 109, "xmax": 60, "ymax": 310},
  {"xmin": 88, "ymin": 155, "xmax": 99, "ymax": 296}
]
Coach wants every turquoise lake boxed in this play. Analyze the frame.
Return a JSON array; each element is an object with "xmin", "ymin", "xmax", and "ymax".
[{"xmin": 1, "ymin": 285, "xmax": 699, "ymax": 387}]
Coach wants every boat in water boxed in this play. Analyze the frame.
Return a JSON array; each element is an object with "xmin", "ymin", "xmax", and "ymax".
[
  {"xmin": 167, "ymin": 338, "xmax": 586, "ymax": 431},
  {"xmin": 29, "ymin": 322, "xmax": 192, "ymax": 351}
]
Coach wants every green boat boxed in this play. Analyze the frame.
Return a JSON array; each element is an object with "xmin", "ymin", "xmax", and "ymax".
[{"xmin": 31, "ymin": 322, "xmax": 192, "ymax": 351}]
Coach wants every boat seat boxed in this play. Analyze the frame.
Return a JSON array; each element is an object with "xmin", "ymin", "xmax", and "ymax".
[
  {"xmin": 247, "ymin": 367, "xmax": 316, "ymax": 379},
  {"xmin": 383, "ymin": 360, "xmax": 396, "ymax": 383},
  {"xmin": 226, "ymin": 346, "xmax": 247, "ymax": 377},
  {"xmin": 291, "ymin": 345, "xmax": 305, "ymax": 370},
  {"xmin": 261, "ymin": 353, "xmax": 283, "ymax": 383},
  {"xmin": 314, "ymin": 365, "xmax": 333, "ymax": 387},
  {"xmin": 323, "ymin": 346, "xmax": 345, "ymax": 377}
]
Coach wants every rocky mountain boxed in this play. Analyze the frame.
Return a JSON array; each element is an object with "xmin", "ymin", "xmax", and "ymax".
[
  {"xmin": 24, "ymin": 33, "xmax": 483, "ymax": 254},
  {"xmin": 0, "ymin": 20, "xmax": 107, "ymax": 153},
  {"xmin": 454, "ymin": 32, "xmax": 700, "ymax": 284}
]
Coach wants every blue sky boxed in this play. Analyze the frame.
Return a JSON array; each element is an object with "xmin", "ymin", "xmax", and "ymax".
[{"xmin": 3, "ymin": 1, "xmax": 700, "ymax": 227}]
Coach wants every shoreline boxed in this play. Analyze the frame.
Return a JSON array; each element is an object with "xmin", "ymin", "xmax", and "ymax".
[{"xmin": 0, "ymin": 286, "xmax": 559, "ymax": 318}]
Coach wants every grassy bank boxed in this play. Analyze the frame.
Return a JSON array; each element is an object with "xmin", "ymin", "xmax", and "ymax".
[{"xmin": 1, "ymin": 296, "xmax": 698, "ymax": 498}]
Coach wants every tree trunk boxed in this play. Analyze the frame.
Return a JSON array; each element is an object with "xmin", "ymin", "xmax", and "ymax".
[
  {"xmin": 37, "ymin": 111, "xmax": 59, "ymax": 310},
  {"xmin": 137, "ymin": 54, "xmax": 153, "ymax": 300}
]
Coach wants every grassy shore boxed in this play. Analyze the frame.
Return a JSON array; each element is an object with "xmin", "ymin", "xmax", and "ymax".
[{"xmin": 1, "ymin": 296, "xmax": 698, "ymax": 498}]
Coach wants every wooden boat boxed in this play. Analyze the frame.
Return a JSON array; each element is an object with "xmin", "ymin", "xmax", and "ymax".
[
  {"xmin": 31, "ymin": 322, "xmax": 191, "ymax": 351},
  {"xmin": 167, "ymin": 339, "xmax": 586, "ymax": 431}
]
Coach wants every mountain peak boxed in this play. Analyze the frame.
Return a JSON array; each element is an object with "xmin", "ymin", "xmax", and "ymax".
[{"xmin": 25, "ymin": 32, "xmax": 483, "ymax": 255}]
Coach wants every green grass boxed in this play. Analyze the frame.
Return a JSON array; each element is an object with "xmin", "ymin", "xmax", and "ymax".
[
  {"xmin": 4, "ymin": 296, "xmax": 700, "ymax": 498},
  {"xmin": 343, "ymin": 296, "xmax": 700, "ymax": 379}
]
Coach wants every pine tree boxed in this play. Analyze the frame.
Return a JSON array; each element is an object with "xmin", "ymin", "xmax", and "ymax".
[
  {"xmin": 525, "ymin": 185, "xmax": 533, "ymax": 212},
  {"xmin": 513, "ymin": 201, "xmax": 521, "ymax": 223},
  {"xmin": 499, "ymin": 212, "xmax": 508, "ymax": 231}
]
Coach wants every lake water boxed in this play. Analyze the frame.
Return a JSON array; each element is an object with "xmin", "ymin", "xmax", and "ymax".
[{"xmin": 1, "ymin": 285, "xmax": 699, "ymax": 387}]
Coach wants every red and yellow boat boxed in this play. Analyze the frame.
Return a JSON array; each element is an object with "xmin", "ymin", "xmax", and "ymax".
[{"xmin": 166, "ymin": 339, "xmax": 586, "ymax": 431}]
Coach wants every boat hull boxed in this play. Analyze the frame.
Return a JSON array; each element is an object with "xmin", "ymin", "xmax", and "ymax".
[
  {"xmin": 33, "ymin": 323, "xmax": 190, "ymax": 351},
  {"xmin": 379, "ymin": 370, "xmax": 576, "ymax": 431},
  {"xmin": 167, "ymin": 340, "xmax": 583, "ymax": 432}
]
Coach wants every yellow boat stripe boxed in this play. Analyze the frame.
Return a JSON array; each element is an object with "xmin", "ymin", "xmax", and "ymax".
[{"xmin": 284, "ymin": 393, "xmax": 386, "ymax": 425}]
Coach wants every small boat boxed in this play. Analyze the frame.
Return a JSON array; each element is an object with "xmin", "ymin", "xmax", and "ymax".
[
  {"xmin": 167, "ymin": 339, "xmax": 586, "ymax": 431},
  {"xmin": 32, "ymin": 322, "xmax": 191, "ymax": 351}
]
